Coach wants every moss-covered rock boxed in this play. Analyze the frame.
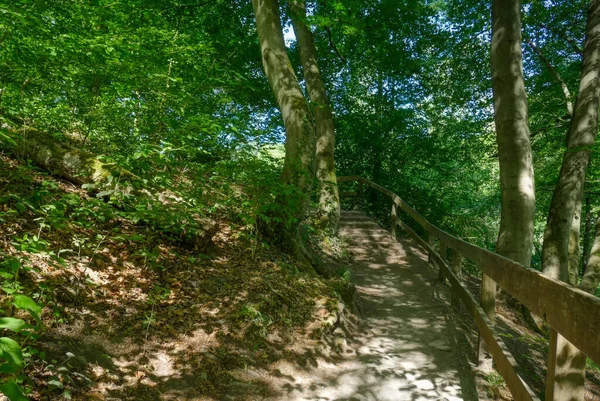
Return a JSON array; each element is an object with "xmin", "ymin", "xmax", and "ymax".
[{"xmin": 0, "ymin": 125, "xmax": 217, "ymax": 250}]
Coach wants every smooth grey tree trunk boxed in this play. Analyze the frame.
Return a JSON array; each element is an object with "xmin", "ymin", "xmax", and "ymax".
[
  {"xmin": 290, "ymin": 0, "xmax": 340, "ymax": 233},
  {"xmin": 251, "ymin": 0, "xmax": 316, "ymax": 256},
  {"xmin": 542, "ymin": 2, "xmax": 600, "ymax": 401},
  {"xmin": 484, "ymin": 0, "xmax": 535, "ymax": 373},
  {"xmin": 491, "ymin": 0, "xmax": 535, "ymax": 267},
  {"xmin": 542, "ymin": 0, "xmax": 600, "ymax": 286}
]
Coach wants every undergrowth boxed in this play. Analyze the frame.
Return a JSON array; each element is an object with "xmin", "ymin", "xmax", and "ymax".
[{"xmin": 0, "ymin": 153, "xmax": 354, "ymax": 400}]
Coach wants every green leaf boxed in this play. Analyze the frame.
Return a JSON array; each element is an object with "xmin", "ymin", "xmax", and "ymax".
[
  {"xmin": 0, "ymin": 362, "xmax": 18, "ymax": 373},
  {"xmin": 0, "ymin": 338, "xmax": 23, "ymax": 371},
  {"xmin": 12, "ymin": 295, "xmax": 42, "ymax": 321},
  {"xmin": 0, "ymin": 318, "xmax": 26, "ymax": 333},
  {"xmin": 0, "ymin": 380, "xmax": 28, "ymax": 401},
  {"xmin": 2, "ymin": 285, "xmax": 17, "ymax": 295},
  {"xmin": 0, "ymin": 132, "xmax": 17, "ymax": 148},
  {"xmin": 48, "ymin": 377, "xmax": 63, "ymax": 389},
  {"xmin": 96, "ymin": 190, "xmax": 114, "ymax": 198},
  {"xmin": 6, "ymin": 258, "xmax": 20, "ymax": 273}
]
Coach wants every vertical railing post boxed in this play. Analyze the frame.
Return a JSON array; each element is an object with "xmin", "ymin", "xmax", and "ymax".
[
  {"xmin": 545, "ymin": 329, "xmax": 586, "ymax": 401},
  {"xmin": 390, "ymin": 203, "xmax": 397, "ymax": 240},
  {"xmin": 428, "ymin": 232, "xmax": 436, "ymax": 265},
  {"xmin": 478, "ymin": 274, "xmax": 497, "ymax": 372},
  {"xmin": 438, "ymin": 242, "xmax": 447, "ymax": 282},
  {"xmin": 451, "ymin": 251, "xmax": 462, "ymax": 310}
]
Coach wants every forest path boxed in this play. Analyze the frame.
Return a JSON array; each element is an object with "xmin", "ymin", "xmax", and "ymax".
[{"xmin": 268, "ymin": 210, "xmax": 479, "ymax": 401}]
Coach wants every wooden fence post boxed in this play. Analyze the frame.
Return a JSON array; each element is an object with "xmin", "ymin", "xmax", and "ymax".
[
  {"xmin": 439, "ymin": 242, "xmax": 448, "ymax": 282},
  {"xmin": 428, "ymin": 232, "xmax": 435, "ymax": 265},
  {"xmin": 390, "ymin": 203, "xmax": 397, "ymax": 240},
  {"xmin": 478, "ymin": 274, "xmax": 497, "ymax": 372},
  {"xmin": 451, "ymin": 251, "xmax": 462, "ymax": 310},
  {"xmin": 545, "ymin": 330, "xmax": 586, "ymax": 401}
]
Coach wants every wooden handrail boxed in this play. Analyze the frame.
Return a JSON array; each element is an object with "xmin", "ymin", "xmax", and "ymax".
[{"xmin": 339, "ymin": 175, "xmax": 600, "ymax": 401}]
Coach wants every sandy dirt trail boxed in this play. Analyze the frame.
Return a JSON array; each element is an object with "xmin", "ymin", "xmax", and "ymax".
[{"xmin": 266, "ymin": 210, "xmax": 479, "ymax": 401}]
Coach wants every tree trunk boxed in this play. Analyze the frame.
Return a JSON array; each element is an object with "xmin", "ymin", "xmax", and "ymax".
[
  {"xmin": 0, "ymin": 125, "xmax": 138, "ymax": 187},
  {"xmin": 541, "ymin": 2, "xmax": 600, "ymax": 401},
  {"xmin": 556, "ymin": 211, "xmax": 600, "ymax": 401},
  {"xmin": 486, "ymin": 0, "xmax": 536, "ymax": 372},
  {"xmin": 491, "ymin": 0, "xmax": 535, "ymax": 266},
  {"xmin": 289, "ymin": 0, "xmax": 340, "ymax": 233},
  {"xmin": 541, "ymin": 0, "xmax": 600, "ymax": 285},
  {"xmin": 251, "ymin": 0, "xmax": 316, "ymax": 253}
]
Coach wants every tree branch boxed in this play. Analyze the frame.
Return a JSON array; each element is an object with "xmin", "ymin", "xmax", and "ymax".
[
  {"xmin": 525, "ymin": 37, "xmax": 573, "ymax": 116},
  {"xmin": 164, "ymin": 2, "xmax": 211, "ymax": 10},
  {"xmin": 538, "ymin": 23, "xmax": 584, "ymax": 57},
  {"xmin": 538, "ymin": 187, "xmax": 600, "ymax": 196},
  {"xmin": 324, "ymin": 26, "xmax": 346, "ymax": 63}
]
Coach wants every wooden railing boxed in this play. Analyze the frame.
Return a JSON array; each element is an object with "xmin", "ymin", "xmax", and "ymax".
[{"xmin": 338, "ymin": 175, "xmax": 600, "ymax": 401}]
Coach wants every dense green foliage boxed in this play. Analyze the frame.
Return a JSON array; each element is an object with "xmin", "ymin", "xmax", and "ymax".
[
  {"xmin": 2, "ymin": 0, "xmax": 595, "ymax": 254},
  {"xmin": 324, "ymin": 0, "xmax": 599, "ymax": 269},
  {"xmin": 0, "ymin": 0, "xmax": 599, "ymax": 398}
]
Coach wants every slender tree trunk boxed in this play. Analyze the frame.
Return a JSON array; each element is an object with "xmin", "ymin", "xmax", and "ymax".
[
  {"xmin": 542, "ymin": 2, "xmax": 600, "ymax": 401},
  {"xmin": 369, "ymin": 71, "xmax": 385, "ymax": 207},
  {"xmin": 251, "ymin": 0, "xmax": 316, "ymax": 253},
  {"xmin": 1, "ymin": 126, "xmax": 138, "ymax": 186},
  {"xmin": 289, "ymin": 0, "xmax": 340, "ymax": 233},
  {"xmin": 541, "ymin": 0, "xmax": 600, "ymax": 285},
  {"xmin": 556, "ymin": 212, "xmax": 600, "ymax": 401},
  {"xmin": 491, "ymin": 0, "xmax": 535, "ymax": 266},
  {"xmin": 485, "ymin": 0, "xmax": 536, "ymax": 372}
]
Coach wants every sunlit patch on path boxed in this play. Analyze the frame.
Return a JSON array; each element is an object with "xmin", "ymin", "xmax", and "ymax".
[{"xmin": 266, "ymin": 210, "xmax": 478, "ymax": 401}]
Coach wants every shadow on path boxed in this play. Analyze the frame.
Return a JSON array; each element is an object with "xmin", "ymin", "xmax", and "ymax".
[{"xmin": 267, "ymin": 210, "xmax": 479, "ymax": 401}]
